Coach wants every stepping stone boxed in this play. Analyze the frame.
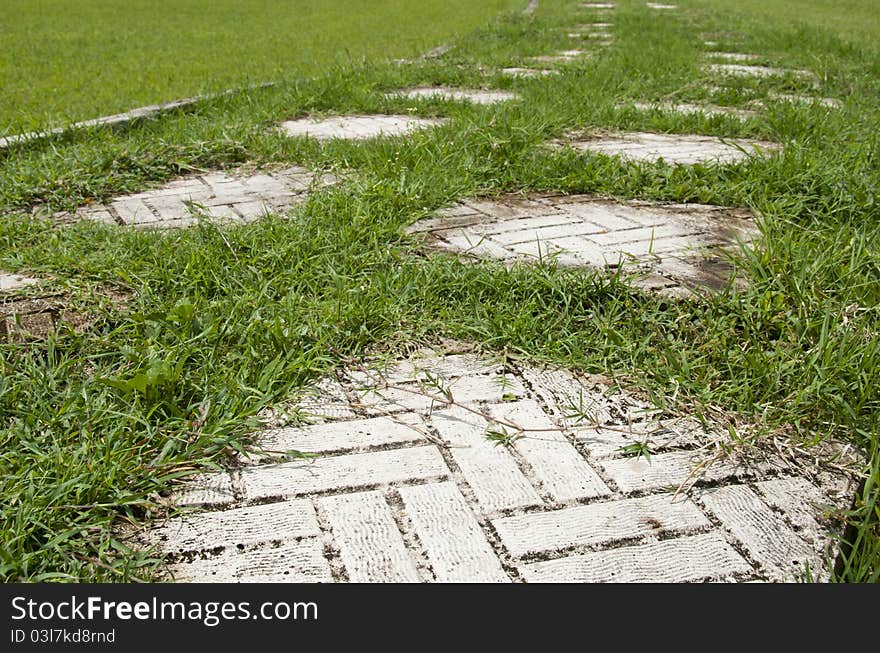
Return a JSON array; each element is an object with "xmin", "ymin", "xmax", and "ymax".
[
  {"xmin": 1, "ymin": 300, "xmax": 60, "ymax": 341},
  {"xmin": 628, "ymin": 101, "xmax": 758, "ymax": 119},
  {"xmin": 554, "ymin": 131, "xmax": 780, "ymax": 165},
  {"xmin": 765, "ymin": 92, "xmax": 842, "ymax": 109},
  {"xmin": 408, "ymin": 193, "xmax": 759, "ymax": 295},
  {"xmin": 1, "ymin": 284, "xmax": 128, "ymax": 341},
  {"xmin": 708, "ymin": 52, "xmax": 761, "ymax": 63},
  {"xmin": 705, "ymin": 84, "xmax": 758, "ymax": 98},
  {"xmin": 529, "ymin": 50, "xmax": 589, "ymax": 64},
  {"xmin": 386, "ymin": 87, "xmax": 519, "ymax": 105},
  {"xmin": 580, "ymin": 2, "xmax": 615, "ymax": 8},
  {"xmin": 280, "ymin": 114, "xmax": 445, "ymax": 141},
  {"xmin": 0, "ymin": 271, "xmax": 39, "ymax": 292},
  {"xmin": 568, "ymin": 31, "xmax": 613, "ymax": 41},
  {"xmin": 706, "ymin": 63, "xmax": 818, "ymax": 84},
  {"xmin": 646, "ymin": 2, "xmax": 677, "ymax": 8},
  {"xmin": 60, "ymin": 167, "xmax": 333, "ymax": 229},
  {"xmin": 500, "ymin": 67, "xmax": 560, "ymax": 78},
  {"xmin": 147, "ymin": 345, "xmax": 858, "ymax": 583}
]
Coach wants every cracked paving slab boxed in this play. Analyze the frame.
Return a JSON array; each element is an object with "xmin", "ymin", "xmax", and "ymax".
[
  {"xmin": 0, "ymin": 272, "xmax": 39, "ymax": 292},
  {"xmin": 386, "ymin": 87, "xmax": 519, "ymax": 105},
  {"xmin": 280, "ymin": 114, "xmax": 445, "ymax": 141},
  {"xmin": 554, "ymin": 130, "xmax": 781, "ymax": 165},
  {"xmin": 138, "ymin": 345, "xmax": 858, "ymax": 583},
  {"xmin": 57, "ymin": 167, "xmax": 334, "ymax": 229},
  {"xmin": 407, "ymin": 193, "xmax": 758, "ymax": 297},
  {"xmin": 2, "ymin": 281, "xmax": 130, "ymax": 342}
]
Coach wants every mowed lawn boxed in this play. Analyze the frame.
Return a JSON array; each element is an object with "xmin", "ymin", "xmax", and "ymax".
[
  {"xmin": 0, "ymin": 0, "xmax": 522, "ymax": 135},
  {"xmin": 697, "ymin": 0, "xmax": 880, "ymax": 49}
]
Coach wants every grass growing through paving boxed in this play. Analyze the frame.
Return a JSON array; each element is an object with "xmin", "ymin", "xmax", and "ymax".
[
  {"xmin": 1, "ymin": 0, "xmax": 878, "ymax": 581},
  {"xmin": 0, "ymin": 0, "xmax": 522, "ymax": 136}
]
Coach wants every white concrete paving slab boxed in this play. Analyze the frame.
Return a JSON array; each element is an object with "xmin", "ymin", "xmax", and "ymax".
[
  {"xmin": 247, "ymin": 415, "xmax": 427, "ymax": 461},
  {"xmin": 149, "ymin": 348, "xmax": 856, "ymax": 583},
  {"xmin": 408, "ymin": 193, "xmax": 759, "ymax": 296},
  {"xmin": 60, "ymin": 167, "xmax": 333, "ymax": 228},
  {"xmin": 398, "ymin": 482, "xmax": 510, "ymax": 582},
  {"xmin": 522, "ymin": 0, "xmax": 539, "ymax": 16},
  {"xmin": 557, "ymin": 131, "xmax": 780, "ymax": 165},
  {"xmin": 280, "ymin": 114, "xmax": 445, "ymax": 141},
  {"xmin": 500, "ymin": 67, "xmax": 560, "ymax": 78},
  {"xmin": 708, "ymin": 52, "xmax": 761, "ymax": 63},
  {"xmin": 430, "ymin": 404, "xmax": 545, "ymax": 513},
  {"xmin": 0, "ymin": 272, "xmax": 39, "ymax": 292},
  {"xmin": 519, "ymin": 533, "xmax": 751, "ymax": 582},
  {"xmin": 646, "ymin": 3, "xmax": 677, "ymax": 9},
  {"xmin": 171, "ymin": 472, "xmax": 238, "ymax": 508},
  {"xmin": 351, "ymin": 371, "xmax": 527, "ymax": 415},
  {"xmin": 528, "ymin": 50, "xmax": 589, "ymax": 65},
  {"xmin": 319, "ymin": 490, "xmax": 422, "ymax": 582},
  {"xmin": 627, "ymin": 101, "xmax": 758, "ymax": 119},
  {"xmin": 167, "ymin": 538, "xmax": 333, "ymax": 583},
  {"xmin": 706, "ymin": 63, "xmax": 818, "ymax": 84},
  {"xmin": 145, "ymin": 500, "xmax": 321, "ymax": 553},
  {"xmin": 492, "ymin": 493, "xmax": 711, "ymax": 557},
  {"xmin": 240, "ymin": 446, "xmax": 450, "ymax": 500},
  {"xmin": 700, "ymin": 484, "xmax": 832, "ymax": 581},
  {"xmin": 387, "ymin": 87, "xmax": 519, "ymax": 105},
  {"xmin": 569, "ymin": 30, "xmax": 613, "ymax": 40},
  {"xmin": 765, "ymin": 92, "xmax": 842, "ymax": 109}
]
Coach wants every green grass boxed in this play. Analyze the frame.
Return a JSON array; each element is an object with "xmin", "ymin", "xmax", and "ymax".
[
  {"xmin": 1, "ymin": 0, "xmax": 879, "ymax": 581},
  {"xmin": 694, "ymin": 0, "xmax": 880, "ymax": 51},
  {"xmin": 0, "ymin": 0, "xmax": 523, "ymax": 136}
]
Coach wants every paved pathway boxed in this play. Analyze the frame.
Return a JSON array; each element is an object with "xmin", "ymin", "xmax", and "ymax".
[
  {"xmin": 555, "ymin": 131, "xmax": 780, "ymax": 165},
  {"xmin": 0, "ymin": 272, "xmax": 49, "ymax": 340},
  {"xmin": 0, "ymin": 271, "xmax": 38, "ymax": 292},
  {"xmin": 529, "ymin": 50, "xmax": 590, "ymax": 65},
  {"xmin": 145, "ymin": 347, "xmax": 855, "ymax": 583},
  {"xmin": 21, "ymin": 1, "xmax": 856, "ymax": 584},
  {"xmin": 1, "ymin": 272, "xmax": 128, "ymax": 340},
  {"xmin": 280, "ymin": 115, "xmax": 445, "ymax": 141},
  {"xmin": 706, "ymin": 63, "xmax": 818, "ymax": 85},
  {"xmin": 500, "ymin": 67, "xmax": 559, "ymax": 78},
  {"xmin": 62, "ymin": 167, "xmax": 333, "ymax": 228},
  {"xmin": 408, "ymin": 194, "xmax": 756, "ymax": 296},
  {"xmin": 386, "ymin": 88, "xmax": 519, "ymax": 105},
  {"xmin": 627, "ymin": 101, "xmax": 757, "ymax": 119}
]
